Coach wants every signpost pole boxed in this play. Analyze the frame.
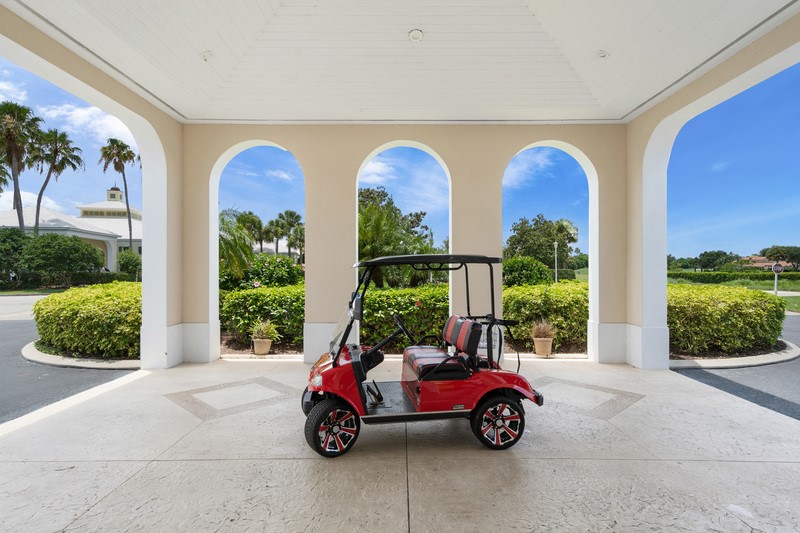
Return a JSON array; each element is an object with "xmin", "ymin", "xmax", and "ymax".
[{"xmin": 772, "ymin": 262, "xmax": 783, "ymax": 295}]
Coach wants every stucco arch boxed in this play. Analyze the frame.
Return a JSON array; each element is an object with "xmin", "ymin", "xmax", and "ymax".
[
  {"xmin": 635, "ymin": 45, "xmax": 800, "ymax": 369},
  {"xmin": 504, "ymin": 140, "xmax": 601, "ymax": 360},
  {"xmin": 207, "ymin": 140, "xmax": 306, "ymax": 361},
  {"xmin": 0, "ymin": 33, "xmax": 175, "ymax": 369}
]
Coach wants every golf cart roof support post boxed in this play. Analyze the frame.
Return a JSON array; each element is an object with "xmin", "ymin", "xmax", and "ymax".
[{"xmin": 464, "ymin": 264, "xmax": 471, "ymax": 317}]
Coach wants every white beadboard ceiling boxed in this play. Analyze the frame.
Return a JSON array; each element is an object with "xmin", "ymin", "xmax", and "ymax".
[{"xmin": 3, "ymin": 0, "xmax": 799, "ymax": 123}]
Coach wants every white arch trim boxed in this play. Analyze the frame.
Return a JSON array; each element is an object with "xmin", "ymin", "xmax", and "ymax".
[
  {"xmin": 637, "ymin": 45, "xmax": 800, "ymax": 369},
  {"xmin": 0, "ymin": 34, "xmax": 174, "ymax": 369},
  {"xmin": 505, "ymin": 141, "xmax": 612, "ymax": 362}
]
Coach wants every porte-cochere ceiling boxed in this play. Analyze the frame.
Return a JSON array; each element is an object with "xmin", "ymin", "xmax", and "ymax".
[{"xmin": 4, "ymin": 0, "xmax": 799, "ymax": 123}]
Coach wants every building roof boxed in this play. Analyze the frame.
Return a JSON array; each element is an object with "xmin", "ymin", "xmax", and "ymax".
[
  {"xmin": 79, "ymin": 200, "xmax": 142, "ymax": 216},
  {"xmin": 0, "ymin": 207, "xmax": 120, "ymax": 238},
  {"xmin": 7, "ymin": 1, "xmax": 799, "ymax": 123},
  {"xmin": 80, "ymin": 216, "xmax": 143, "ymax": 241}
]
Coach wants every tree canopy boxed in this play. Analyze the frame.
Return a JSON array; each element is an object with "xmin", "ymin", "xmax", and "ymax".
[
  {"xmin": 504, "ymin": 214, "xmax": 578, "ymax": 269},
  {"xmin": 762, "ymin": 245, "xmax": 800, "ymax": 271}
]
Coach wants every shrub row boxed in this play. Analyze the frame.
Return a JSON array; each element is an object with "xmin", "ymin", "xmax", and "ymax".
[
  {"xmin": 361, "ymin": 284, "xmax": 449, "ymax": 350},
  {"xmin": 667, "ymin": 284, "xmax": 785, "ymax": 354},
  {"xmin": 502, "ymin": 257, "xmax": 552, "ymax": 286},
  {"xmin": 502, "ymin": 282, "xmax": 589, "ymax": 350},
  {"xmin": 0, "ymin": 271, "xmax": 134, "ymax": 291},
  {"xmin": 220, "ymin": 254, "xmax": 304, "ymax": 291},
  {"xmin": 221, "ymin": 285, "xmax": 305, "ymax": 344},
  {"xmin": 668, "ymin": 271, "xmax": 800, "ymax": 283},
  {"xmin": 33, "ymin": 282, "xmax": 141, "ymax": 359}
]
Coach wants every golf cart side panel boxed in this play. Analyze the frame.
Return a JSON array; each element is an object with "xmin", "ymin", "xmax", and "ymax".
[
  {"xmin": 310, "ymin": 360, "xmax": 366, "ymax": 416},
  {"xmin": 413, "ymin": 371, "xmax": 538, "ymax": 412}
]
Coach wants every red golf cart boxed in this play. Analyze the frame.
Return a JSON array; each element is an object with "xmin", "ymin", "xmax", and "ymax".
[{"xmin": 302, "ymin": 254, "xmax": 544, "ymax": 457}]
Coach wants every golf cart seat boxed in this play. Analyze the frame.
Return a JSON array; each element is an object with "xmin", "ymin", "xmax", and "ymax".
[{"xmin": 402, "ymin": 315, "xmax": 483, "ymax": 380}]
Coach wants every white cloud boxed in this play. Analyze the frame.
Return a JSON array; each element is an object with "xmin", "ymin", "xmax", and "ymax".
[
  {"xmin": 37, "ymin": 104, "xmax": 137, "ymax": 149},
  {"xmin": 265, "ymin": 169, "xmax": 293, "ymax": 181},
  {"xmin": 0, "ymin": 80, "xmax": 27, "ymax": 103},
  {"xmin": 502, "ymin": 147, "xmax": 558, "ymax": 189},
  {"xmin": 0, "ymin": 190, "xmax": 64, "ymax": 212},
  {"xmin": 359, "ymin": 157, "xmax": 396, "ymax": 185},
  {"xmin": 710, "ymin": 161, "xmax": 731, "ymax": 172}
]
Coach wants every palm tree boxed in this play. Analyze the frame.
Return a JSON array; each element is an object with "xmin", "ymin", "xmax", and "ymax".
[
  {"xmin": 264, "ymin": 218, "xmax": 285, "ymax": 255},
  {"xmin": 0, "ymin": 163, "xmax": 9, "ymax": 194},
  {"xmin": 236, "ymin": 211, "xmax": 264, "ymax": 252},
  {"xmin": 29, "ymin": 129, "xmax": 84, "ymax": 235},
  {"xmin": 98, "ymin": 138, "xmax": 137, "ymax": 249},
  {"xmin": 219, "ymin": 209, "xmax": 254, "ymax": 278},
  {"xmin": 0, "ymin": 101, "xmax": 43, "ymax": 229},
  {"xmin": 277, "ymin": 210, "xmax": 302, "ymax": 260},
  {"xmin": 288, "ymin": 223, "xmax": 305, "ymax": 263}
]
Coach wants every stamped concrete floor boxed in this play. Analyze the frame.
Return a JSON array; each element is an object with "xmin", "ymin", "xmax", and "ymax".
[{"xmin": 2, "ymin": 359, "xmax": 800, "ymax": 532}]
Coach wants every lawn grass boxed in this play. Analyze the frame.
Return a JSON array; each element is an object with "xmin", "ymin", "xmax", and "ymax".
[
  {"xmin": 719, "ymin": 279, "xmax": 800, "ymax": 292},
  {"xmin": 784, "ymin": 296, "xmax": 800, "ymax": 313},
  {"xmin": 0, "ymin": 288, "xmax": 67, "ymax": 296},
  {"xmin": 574, "ymin": 267, "xmax": 589, "ymax": 282}
]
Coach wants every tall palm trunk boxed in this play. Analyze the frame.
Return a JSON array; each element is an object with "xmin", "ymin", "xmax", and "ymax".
[
  {"xmin": 11, "ymin": 152, "xmax": 24, "ymax": 229},
  {"xmin": 34, "ymin": 167, "xmax": 54, "ymax": 236},
  {"xmin": 121, "ymin": 170, "xmax": 133, "ymax": 250}
]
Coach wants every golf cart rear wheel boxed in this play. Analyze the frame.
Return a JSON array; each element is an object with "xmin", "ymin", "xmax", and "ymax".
[
  {"xmin": 305, "ymin": 398, "xmax": 361, "ymax": 458},
  {"xmin": 471, "ymin": 395, "xmax": 525, "ymax": 450}
]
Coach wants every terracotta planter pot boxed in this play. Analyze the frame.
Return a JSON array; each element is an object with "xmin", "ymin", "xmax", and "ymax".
[
  {"xmin": 253, "ymin": 338, "xmax": 273, "ymax": 355},
  {"xmin": 533, "ymin": 338, "xmax": 553, "ymax": 357}
]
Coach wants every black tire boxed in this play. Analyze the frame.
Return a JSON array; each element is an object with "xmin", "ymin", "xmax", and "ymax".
[
  {"xmin": 304, "ymin": 398, "xmax": 361, "ymax": 458},
  {"xmin": 471, "ymin": 395, "xmax": 525, "ymax": 450}
]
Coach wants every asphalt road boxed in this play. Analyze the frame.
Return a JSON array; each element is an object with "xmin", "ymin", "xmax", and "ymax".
[
  {"xmin": 0, "ymin": 303, "xmax": 134, "ymax": 424},
  {"xmin": 674, "ymin": 313, "xmax": 800, "ymax": 421}
]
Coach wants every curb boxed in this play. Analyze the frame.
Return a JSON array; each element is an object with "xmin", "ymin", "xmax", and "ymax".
[
  {"xmin": 21, "ymin": 341, "xmax": 141, "ymax": 370},
  {"xmin": 669, "ymin": 339, "xmax": 800, "ymax": 370}
]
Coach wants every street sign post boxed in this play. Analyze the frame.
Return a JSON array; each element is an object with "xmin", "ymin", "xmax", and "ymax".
[{"xmin": 772, "ymin": 263, "xmax": 784, "ymax": 295}]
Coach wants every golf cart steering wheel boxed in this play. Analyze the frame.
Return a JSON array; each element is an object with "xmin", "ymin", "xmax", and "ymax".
[{"xmin": 393, "ymin": 314, "xmax": 415, "ymax": 344}]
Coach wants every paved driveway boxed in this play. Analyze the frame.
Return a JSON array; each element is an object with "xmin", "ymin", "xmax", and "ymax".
[
  {"xmin": 0, "ymin": 295, "xmax": 134, "ymax": 424},
  {"xmin": 674, "ymin": 313, "xmax": 800, "ymax": 420}
]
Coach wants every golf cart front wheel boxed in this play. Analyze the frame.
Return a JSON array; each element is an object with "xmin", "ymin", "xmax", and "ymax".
[
  {"xmin": 471, "ymin": 395, "xmax": 525, "ymax": 450},
  {"xmin": 305, "ymin": 398, "xmax": 361, "ymax": 457}
]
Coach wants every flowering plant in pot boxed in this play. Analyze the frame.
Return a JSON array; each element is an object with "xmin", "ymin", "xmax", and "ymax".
[
  {"xmin": 252, "ymin": 320, "xmax": 282, "ymax": 355},
  {"xmin": 530, "ymin": 319, "xmax": 555, "ymax": 357}
]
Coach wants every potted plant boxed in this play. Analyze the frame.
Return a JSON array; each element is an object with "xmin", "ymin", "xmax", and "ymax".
[
  {"xmin": 530, "ymin": 319, "xmax": 555, "ymax": 357},
  {"xmin": 252, "ymin": 320, "xmax": 282, "ymax": 355}
]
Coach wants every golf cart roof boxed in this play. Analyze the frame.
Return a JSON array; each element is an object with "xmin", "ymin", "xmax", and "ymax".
[{"xmin": 355, "ymin": 254, "xmax": 501, "ymax": 268}]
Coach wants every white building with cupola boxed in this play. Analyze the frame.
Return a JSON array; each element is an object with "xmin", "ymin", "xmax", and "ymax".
[{"xmin": 77, "ymin": 185, "xmax": 143, "ymax": 256}]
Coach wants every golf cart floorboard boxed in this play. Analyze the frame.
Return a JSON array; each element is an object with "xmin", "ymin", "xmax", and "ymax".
[{"xmin": 361, "ymin": 381, "xmax": 471, "ymax": 424}]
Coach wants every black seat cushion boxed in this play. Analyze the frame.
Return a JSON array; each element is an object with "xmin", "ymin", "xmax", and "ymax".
[
  {"xmin": 403, "ymin": 346, "xmax": 469, "ymax": 381},
  {"xmin": 442, "ymin": 315, "xmax": 482, "ymax": 356}
]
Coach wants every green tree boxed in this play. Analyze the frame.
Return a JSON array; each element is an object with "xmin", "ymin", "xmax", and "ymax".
[
  {"xmin": 697, "ymin": 250, "xmax": 739, "ymax": 271},
  {"xmin": 277, "ymin": 210, "xmax": 303, "ymax": 261},
  {"xmin": 0, "ymin": 163, "xmax": 9, "ymax": 193},
  {"xmin": 219, "ymin": 208, "xmax": 254, "ymax": 279},
  {"xmin": 0, "ymin": 101, "xmax": 43, "ymax": 229},
  {"xmin": 673, "ymin": 256, "xmax": 699, "ymax": 271},
  {"xmin": 20, "ymin": 233, "xmax": 104, "ymax": 272},
  {"xmin": 504, "ymin": 214, "xmax": 578, "ymax": 269},
  {"xmin": 288, "ymin": 223, "xmax": 305, "ymax": 263},
  {"xmin": 98, "ymin": 138, "xmax": 137, "ymax": 249},
  {"xmin": 762, "ymin": 245, "xmax": 800, "ymax": 271},
  {"xmin": 236, "ymin": 211, "xmax": 264, "ymax": 252},
  {"xmin": 358, "ymin": 187, "xmax": 438, "ymax": 288},
  {"xmin": 264, "ymin": 218, "xmax": 285, "ymax": 255},
  {"xmin": 117, "ymin": 249, "xmax": 142, "ymax": 279},
  {"xmin": 0, "ymin": 227, "xmax": 31, "ymax": 272},
  {"xmin": 29, "ymin": 129, "xmax": 84, "ymax": 235},
  {"xmin": 571, "ymin": 253, "xmax": 589, "ymax": 270}
]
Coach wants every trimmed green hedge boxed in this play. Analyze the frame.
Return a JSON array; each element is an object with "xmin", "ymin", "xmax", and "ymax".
[
  {"xmin": 503, "ymin": 282, "xmax": 589, "ymax": 350},
  {"xmin": 0, "ymin": 271, "xmax": 134, "ymax": 291},
  {"xmin": 361, "ymin": 284, "xmax": 449, "ymax": 350},
  {"xmin": 668, "ymin": 271, "xmax": 800, "ymax": 283},
  {"xmin": 667, "ymin": 284, "xmax": 785, "ymax": 354},
  {"xmin": 33, "ymin": 282, "xmax": 141, "ymax": 359},
  {"xmin": 221, "ymin": 285, "xmax": 305, "ymax": 344}
]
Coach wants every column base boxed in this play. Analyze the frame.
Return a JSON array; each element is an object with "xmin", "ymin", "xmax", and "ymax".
[
  {"xmin": 587, "ymin": 321, "xmax": 627, "ymax": 363},
  {"xmin": 303, "ymin": 322, "xmax": 339, "ymax": 363},
  {"xmin": 625, "ymin": 324, "xmax": 670, "ymax": 369},
  {"xmin": 183, "ymin": 321, "xmax": 221, "ymax": 363},
  {"xmin": 140, "ymin": 324, "xmax": 183, "ymax": 369}
]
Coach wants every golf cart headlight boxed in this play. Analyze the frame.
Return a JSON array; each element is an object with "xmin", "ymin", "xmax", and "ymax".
[{"xmin": 311, "ymin": 373, "xmax": 323, "ymax": 387}]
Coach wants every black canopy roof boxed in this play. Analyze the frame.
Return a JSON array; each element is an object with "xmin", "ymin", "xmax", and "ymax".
[{"xmin": 355, "ymin": 254, "xmax": 501, "ymax": 268}]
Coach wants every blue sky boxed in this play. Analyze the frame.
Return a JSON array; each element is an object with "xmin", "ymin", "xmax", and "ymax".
[{"xmin": 1, "ymin": 54, "xmax": 797, "ymax": 259}]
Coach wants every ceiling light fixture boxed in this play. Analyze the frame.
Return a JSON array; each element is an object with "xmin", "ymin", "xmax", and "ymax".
[
  {"xmin": 200, "ymin": 50, "xmax": 214, "ymax": 62},
  {"xmin": 408, "ymin": 29, "xmax": 424, "ymax": 42},
  {"xmin": 596, "ymin": 49, "xmax": 609, "ymax": 59}
]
